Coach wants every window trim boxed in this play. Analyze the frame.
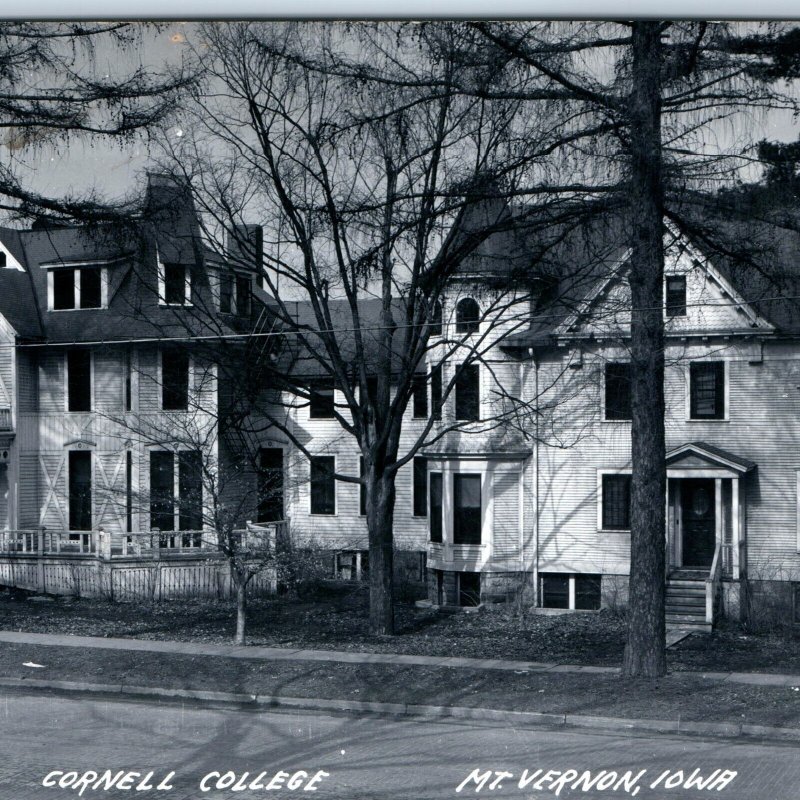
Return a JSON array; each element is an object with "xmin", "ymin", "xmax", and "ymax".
[
  {"xmin": 602, "ymin": 361, "xmax": 632, "ymax": 422},
  {"xmin": 157, "ymin": 249, "xmax": 192, "ymax": 307},
  {"xmin": 597, "ymin": 469, "xmax": 632, "ymax": 533},
  {"xmin": 454, "ymin": 363, "xmax": 481, "ymax": 422},
  {"xmin": 429, "ymin": 471, "xmax": 443, "ymax": 543},
  {"xmin": 430, "ymin": 300, "xmax": 443, "ymax": 338},
  {"xmin": 65, "ymin": 349, "xmax": 93, "ymax": 413},
  {"xmin": 455, "ymin": 297, "xmax": 480, "ymax": 335},
  {"xmin": 411, "ymin": 374, "xmax": 428, "ymax": 419},
  {"xmin": 665, "ymin": 273, "xmax": 687, "ymax": 318},
  {"xmin": 48, "ymin": 266, "xmax": 108, "ymax": 311},
  {"xmin": 148, "ymin": 447, "xmax": 204, "ymax": 535},
  {"xmin": 308, "ymin": 380, "xmax": 336, "ymax": 420},
  {"xmin": 453, "ymin": 473, "xmax": 482, "ymax": 545},
  {"xmin": 413, "ymin": 456, "xmax": 427, "ymax": 518},
  {"xmin": 430, "ymin": 363, "xmax": 443, "ymax": 421},
  {"xmin": 160, "ymin": 348, "xmax": 192, "ymax": 412},
  {"xmin": 539, "ymin": 572, "xmax": 602, "ymax": 611},
  {"xmin": 309, "ymin": 455, "xmax": 337, "ymax": 516},
  {"xmin": 686, "ymin": 361, "xmax": 729, "ymax": 422}
]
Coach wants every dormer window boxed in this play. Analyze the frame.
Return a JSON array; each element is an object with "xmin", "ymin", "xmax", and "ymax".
[
  {"xmin": 666, "ymin": 275, "xmax": 687, "ymax": 317},
  {"xmin": 219, "ymin": 272, "xmax": 251, "ymax": 316},
  {"xmin": 162, "ymin": 263, "xmax": 189, "ymax": 305},
  {"xmin": 456, "ymin": 297, "xmax": 480, "ymax": 334},
  {"xmin": 49, "ymin": 266, "xmax": 106, "ymax": 310},
  {"xmin": 236, "ymin": 274, "xmax": 251, "ymax": 317}
]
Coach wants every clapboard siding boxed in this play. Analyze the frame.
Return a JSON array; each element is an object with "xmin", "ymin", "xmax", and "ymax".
[
  {"xmin": 534, "ymin": 342, "xmax": 800, "ymax": 578},
  {"xmin": 137, "ymin": 346, "xmax": 160, "ymax": 410},
  {"xmin": 38, "ymin": 353, "xmax": 63, "ymax": 413},
  {"xmin": 17, "ymin": 352, "xmax": 38, "ymax": 412},
  {"xmin": 17, "ymin": 453, "xmax": 38, "ymax": 528},
  {"xmin": 491, "ymin": 470, "xmax": 520, "ymax": 566},
  {"xmin": 94, "ymin": 347, "xmax": 123, "ymax": 412}
]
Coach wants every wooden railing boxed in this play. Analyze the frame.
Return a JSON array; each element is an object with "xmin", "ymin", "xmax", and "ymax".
[
  {"xmin": 705, "ymin": 541, "xmax": 731, "ymax": 625},
  {"xmin": 0, "ymin": 521, "xmax": 289, "ymax": 560},
  {"xmin": 0, "ymin": 408, "xmax": 11, "ymax": 431}
]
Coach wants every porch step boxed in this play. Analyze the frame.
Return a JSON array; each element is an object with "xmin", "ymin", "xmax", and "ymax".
[
  {"xmin": 665, "ymin": 612, "xmax": 710, "ymax": 629},
  {"xmin": 665, "ymin": 603, "xmax": 705, "ymax": 615},
  {"xmin": 666, "ymin": 585, "xmax": 705, "ymax": 597},
  {"xmin": 666, "ymin": 569, "xmax": 711, "ymax": 631},
  {"xmin": 667, "ymin": 580, "xmax": 706, "ymax": 590}
]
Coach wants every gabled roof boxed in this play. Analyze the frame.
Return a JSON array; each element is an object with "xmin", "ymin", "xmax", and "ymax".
[
  {"xmin": 0, "ymin": 176, "xmax": 240, "ymax": 346},
  {"xmin": 666, "ymin": 441, "xmax": 756, "ymax": 473}
]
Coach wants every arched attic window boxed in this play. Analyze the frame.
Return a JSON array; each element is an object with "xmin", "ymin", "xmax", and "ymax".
[
  {"xmin": 455, "ymin": 297, "xmax": 480, "ymax": 334},
  {"xmin": 430, "ymin": 300, "xmax": 443, "ymax": 337}
]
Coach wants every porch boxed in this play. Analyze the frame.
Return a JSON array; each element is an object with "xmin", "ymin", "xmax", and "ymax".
[
  {"xmin": 665, "ymin": 442, "xmax": 754, "ymax": 629},
  {"xmin": 0, "ymin": 523, "xmax": 287, "ymax": 601}
]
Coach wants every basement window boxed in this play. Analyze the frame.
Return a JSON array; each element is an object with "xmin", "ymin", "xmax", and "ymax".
[{"xmin": 540, "ymin": 573, "xmax": 601, "ymax": 611}]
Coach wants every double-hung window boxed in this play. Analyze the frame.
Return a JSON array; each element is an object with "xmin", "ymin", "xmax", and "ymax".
[
  {"xmin": 666, "ymin": 275, "xmax": 687, "ymax": 317},
  {"xmin": 604, "ymin": 362, "xmax": 631, "ymax": 421},
  {"xmin": 309, "ymin": 380, "xmax": 335, "ymax": 419},
  {"xmin": 162, "ymin": 349, "xmax": 190, "ymax": 411},
  {"xmin": 453, "ymin": 474, "xmax": 481, "ymax": 545},
  {"xmin": 67, "ymin": 350, "xmax": 91, "ymax": 412},
  {"xmin": 412, "ymin": 374, "xmax": 428, "ymax": 418},
  {"xmin": 413, "ymin": 457, "xmax": 427, "ymax": 517},
  {"xmin": 310, "ymin": 456, "xmax": 336, "ymax": 515},
  {"xmin": 162, "ymin": 263, "xmax": 189, "ymax": 305},
  {"xmin": 149, "ymin": 450, "xmax": 203, "ymax": 542},
  {"xmin": 601, "ymin": 474, "xmax": 631, "ymax": 530},
  {"xmin": 455, "ymin": 364, "xmax": 479, "ymax": 421},
  {"xmin": 429, "ymin": 472, "xmax": 443, "ymax": 543},
  {"xmin": 690, "ymin": 362, "xmax": 725, "ymax": 420}
]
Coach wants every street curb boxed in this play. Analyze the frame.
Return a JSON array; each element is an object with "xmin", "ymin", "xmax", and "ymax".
[{"xmin": 2, "ymin": 676, "xmax": 800, "ymax": 744}]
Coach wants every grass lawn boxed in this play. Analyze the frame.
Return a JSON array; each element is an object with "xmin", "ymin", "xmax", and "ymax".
[
  {"xmin": 2, "ymin": 586, "xmax": 800, "ymax": 674},
  {"xmin": 1, "ymin": 642, "xmax": 800, "ymax": 729}
]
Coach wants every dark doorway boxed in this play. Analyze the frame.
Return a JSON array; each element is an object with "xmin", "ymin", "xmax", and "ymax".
[
  {"xmin": 681, "ymin": 478, "xmax": 716, "ymax": 568},
  {"xmin": 458, "ymin": 572, "xmax": 481, "ymax": 607}
]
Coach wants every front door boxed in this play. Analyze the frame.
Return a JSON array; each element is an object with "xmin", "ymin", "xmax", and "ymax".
[{"xmin": 681, "ymin": 478, "xmax": 716, "ymax": 568}]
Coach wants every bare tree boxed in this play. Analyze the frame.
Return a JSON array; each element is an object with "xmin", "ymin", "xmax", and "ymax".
[
  {"xmin": 471, "ymin": 20, "xmax": 800, "ymax": 676},
  {"xmin": 151, "ymin": 22, "xmax": 616, "ymax": 635},
  {"xmin": 0, "ymin": 22, "xmax": 193, "ymax": 222}
]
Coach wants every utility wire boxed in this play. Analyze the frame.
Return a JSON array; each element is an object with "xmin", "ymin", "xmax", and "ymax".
[{"xmin": 9, "ymin": 289, "xmax": 797, "ymax": 349}]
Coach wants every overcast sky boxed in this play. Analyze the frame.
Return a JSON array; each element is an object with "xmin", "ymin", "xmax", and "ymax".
[{"xmin": 8, "ymin": 21, "xmax": 800, "ymax": 215}]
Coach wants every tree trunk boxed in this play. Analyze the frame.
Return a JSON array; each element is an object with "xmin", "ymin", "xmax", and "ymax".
[
  {"xmin": 234, "ymin": 570, "xmax": 247, "ymax": 646},
  {"xmin": 365, "ymin": 469, "xmax": 396, "ymax": 636},
  {"xmin": 622, "ymin": 21, "xmax": 668, "ymax": 679}
]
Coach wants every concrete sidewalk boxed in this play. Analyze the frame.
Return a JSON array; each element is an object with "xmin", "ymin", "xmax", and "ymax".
[{"xmin": 1, "ymin": 629, "xmax": 799, "ymax": 687}]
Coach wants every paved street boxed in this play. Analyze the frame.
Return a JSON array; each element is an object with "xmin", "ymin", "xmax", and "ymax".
[{"xmin": 2, "ymin": 689, "xmax": 799, "ymax": 800}]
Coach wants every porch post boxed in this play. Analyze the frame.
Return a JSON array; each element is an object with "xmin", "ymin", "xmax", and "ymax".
[
  {"xmin": 731, "ymin": 478, "xmax": 740, "ymax": 580},
  {"xmin": 714, "ymin": 478, "xmax": 723, "ymax": 553},
  {"xmin": 665, "ymin": 478, "xmax": 671, "ymax": 575}
]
